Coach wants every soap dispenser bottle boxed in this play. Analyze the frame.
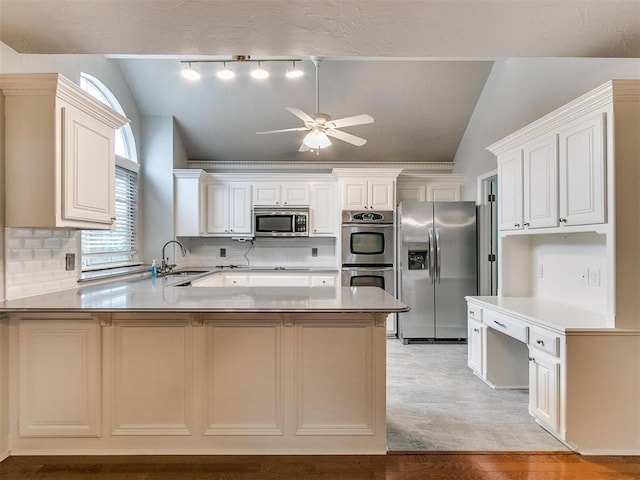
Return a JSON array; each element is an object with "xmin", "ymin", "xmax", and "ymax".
[{"xmin": 151, "ymin": 259, "xmax": 158, "ymax": 279}]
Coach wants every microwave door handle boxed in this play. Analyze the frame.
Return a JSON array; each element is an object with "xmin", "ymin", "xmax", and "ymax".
[{"xmin": 427, "ymin": 228, "xmax": 435, "ymax": 285}]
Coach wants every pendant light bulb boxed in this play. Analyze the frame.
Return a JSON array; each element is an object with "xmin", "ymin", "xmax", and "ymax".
[
  {"xmin": 286, "ymin": 61, "xmax": 304, "ymax": 79},
  {"xmin": 251, "ymin": 62, "xmax": 269, "ymax": 80},
  {"xmin": 217, "ymin": 62, "xmax": 235, "ymax": 80},
  {"xmin": 181, "ymin": 62, "xmax": 201, "ymax": 81}
]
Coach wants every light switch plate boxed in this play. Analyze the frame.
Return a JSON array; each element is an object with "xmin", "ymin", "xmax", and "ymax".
[
  {"xmin": 589, "ymin": 269, "xmax": 601, "ymax": 287},
  {"xmin": 535, "ymin": 264, "xmax": 543, "ymax": 278}
]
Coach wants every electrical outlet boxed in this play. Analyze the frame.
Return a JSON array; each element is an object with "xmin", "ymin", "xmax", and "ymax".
[
  {"xmin": 65, "ymin": 253, "xmax": 75, "ymax": 271},
  {"xmin": 589, "ymin": 268, "xmax": 601, "ymax": 287},
  {"xmin": 312, "ymin": 247, "xmax": 318, "ymax": 257},
  {"xmin": 220, "ymin": 248, "xmax": 226, "ymax": 258},
  {"xmin": 535, "ymin": 264, "xmax": 543, "ymax": 278}
]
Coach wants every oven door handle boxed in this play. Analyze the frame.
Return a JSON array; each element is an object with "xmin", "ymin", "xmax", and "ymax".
[{"xmin": 341, "ymin": 266, "xmax": 395, "ymax": 272}]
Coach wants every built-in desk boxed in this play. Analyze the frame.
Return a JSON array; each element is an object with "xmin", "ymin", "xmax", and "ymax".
[{"xmin": 466, "ymin": 296, "xmax": 640, "ymax": 455}]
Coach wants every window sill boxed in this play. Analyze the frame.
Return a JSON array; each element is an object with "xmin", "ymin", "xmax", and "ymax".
[{"xmin": 79, "ymin": 264, "xmax": 147, "ymax": 283}]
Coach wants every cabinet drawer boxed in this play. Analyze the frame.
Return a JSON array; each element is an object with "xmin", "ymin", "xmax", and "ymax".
[
  {"xmin": 484, "ymin": 309, "xmax": 528, "ymax": 343},
  {"xmin": 529, "ymin": 327, "xmax": 561, "ymax": 357},
  {"xmin": 466, "ymin": 303, "xmax": 482, "ymax": 321}
]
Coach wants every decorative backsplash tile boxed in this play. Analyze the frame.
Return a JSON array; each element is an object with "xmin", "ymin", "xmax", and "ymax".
[{"xmin": 4, "ymin": 228, "xmax": 79, "ymax": 300}]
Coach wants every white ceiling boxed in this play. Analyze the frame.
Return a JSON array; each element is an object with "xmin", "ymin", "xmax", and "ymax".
[{"xmin": 1, "ymin": 1, "xmax": 639, "ymax": 164}]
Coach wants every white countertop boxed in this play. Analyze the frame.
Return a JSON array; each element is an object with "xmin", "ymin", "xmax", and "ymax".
[
  {"xmin": 465, "ymin": 296, "xmax": 630, "ymax": 333},
  {"xmin": 0, "ymin": 278, "xmax": 408, "ymax": 313}
]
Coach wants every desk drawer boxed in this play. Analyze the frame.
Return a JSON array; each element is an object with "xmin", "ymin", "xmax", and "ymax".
[
  {"xmin": 484, "ymin": 309, "xmax": 528, "ymax": 343},
  {"xmin": 466, "ymin": 303, "xmax": 482, "ymax": 322},
  {"xmin": 529, "ymin": 326, "xmax": 561, "ymax": 357}
]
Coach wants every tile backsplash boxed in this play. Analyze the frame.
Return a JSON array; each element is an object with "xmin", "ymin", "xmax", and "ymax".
[
  {"xmin": 175, "ymin": 236, "xmax": 337, "ymax": 270},
  {"xmin": 5, "ymin": 228, "xmax": 79, "ymax": 300}
]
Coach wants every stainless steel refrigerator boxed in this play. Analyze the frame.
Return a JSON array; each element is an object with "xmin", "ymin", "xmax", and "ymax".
[{"xmin": 397, "ymin": 201, "xmax": 477, "ymax": 342}]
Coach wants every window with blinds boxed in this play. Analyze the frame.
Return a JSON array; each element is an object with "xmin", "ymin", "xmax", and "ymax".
[{"xmin": 81, "ymin": 165, "xmax": 139, "ymax": 270}]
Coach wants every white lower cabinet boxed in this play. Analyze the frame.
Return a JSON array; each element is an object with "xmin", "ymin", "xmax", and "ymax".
[
  {"xmin": 528, "ymin": 348, "xmax": 560, "ymax": 432},
  {"xmin": 17, "ymin": 318, "xmax": 101, "ymax": 437},
  {"xmin": 467, "ymin": 317, "xmax": 485, "ymax": 378}
]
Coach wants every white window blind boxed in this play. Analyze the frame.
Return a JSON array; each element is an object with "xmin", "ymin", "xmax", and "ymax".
[{"xmin": 81, "ymin": 166, "xmax": 139, "ymax": 270}]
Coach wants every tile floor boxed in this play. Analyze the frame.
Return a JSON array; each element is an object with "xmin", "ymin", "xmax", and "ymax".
[{"xmin": 386, "ymin": 339, "xmax": 569, "ymax": 451}]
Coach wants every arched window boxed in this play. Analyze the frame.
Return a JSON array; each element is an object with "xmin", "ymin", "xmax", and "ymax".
[{"xmin": 79, "ymin": 73, "xmax": 140, "ymax": 271}]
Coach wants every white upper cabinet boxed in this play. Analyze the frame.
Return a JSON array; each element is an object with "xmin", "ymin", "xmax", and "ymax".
[
  {"xmin": 497, "ymin": 150, "xmax": 523, "ymax": 231},
  {"xmin": 397, "ymin": 175, "xmax": 464, "ymax": 203},
  {"xmin": 524, "ymin": 134, "xmax": 558, "ymax": 229},
  {"xmin": 253, "ymin": 182, "xmax": 310, "ymax": 206},
  {"xmin": 206, "ymin": 183, "xmax": 252, "ymax": 235},
  {"xmin": 558, "ymin": 113, "xmax": 606, "ymax": 226},
  {"xmin": 0, "ymin": 73, "xmax": 129, "ymax": 229},
  {"xmin": 309, "ymin": 183, "xmax": 336, "ymax": 235},
  {"xmin": 174, "ymin": 170, "xmax": 206, "ymax": 236},
  {"xmin": 341, "ymin": 178, "xmax": 394, "ymax": 210}
]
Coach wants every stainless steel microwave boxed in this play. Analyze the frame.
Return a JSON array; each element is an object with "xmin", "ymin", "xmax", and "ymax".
[{"xmin": 253, "ymin": 207, "xmax": 309, "ymax": 237}]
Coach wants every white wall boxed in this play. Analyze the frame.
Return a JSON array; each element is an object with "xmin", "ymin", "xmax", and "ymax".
[{"xmin": 454, "ymin": 58, "xmax": 640, "ymax": 201}]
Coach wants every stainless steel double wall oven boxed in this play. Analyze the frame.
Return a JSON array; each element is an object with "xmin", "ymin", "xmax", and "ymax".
[{"xmin": 341, "ymin": 210, "xmax": 395, "ymax": 295}]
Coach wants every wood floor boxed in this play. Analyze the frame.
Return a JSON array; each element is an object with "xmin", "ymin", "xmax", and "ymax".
[{"xmin": 1, "ymin": 453, "xmax": 639, "ymax": 480}]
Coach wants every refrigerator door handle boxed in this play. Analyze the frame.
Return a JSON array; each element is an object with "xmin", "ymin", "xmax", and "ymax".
[
  {"xmin": 427, "ymin": 227, "xmax": 435, "ymax": 284},
  {"xmin": 435, "ymin": 228, "xmax": 441, "ymax": 284}
]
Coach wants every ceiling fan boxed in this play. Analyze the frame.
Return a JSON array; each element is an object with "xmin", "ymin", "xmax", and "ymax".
[{"xmin": 256, "ymin": 58, "xmax": 374, "ymax": 152}]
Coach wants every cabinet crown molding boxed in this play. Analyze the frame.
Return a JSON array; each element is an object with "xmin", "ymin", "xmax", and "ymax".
[
  {"xmin": 487, "ymin": 80, "xmax": 640, "ymax": 156},
  {"xmin": 0, "ymin": 73, "xmax": 129, "ymax": 129}
]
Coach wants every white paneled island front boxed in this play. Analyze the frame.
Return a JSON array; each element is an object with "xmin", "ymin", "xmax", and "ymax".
[{"xmin": 0, "ymin": 281, "xmax": 407, "ymax": 457}]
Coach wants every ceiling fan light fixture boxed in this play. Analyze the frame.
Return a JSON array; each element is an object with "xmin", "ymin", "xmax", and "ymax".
[
  {"xmin": 217, "ymin": 62, "xmax": 235, "ymax": 80},
  {"xmin": 303, "ymin": 130, "xmax": 332, "ymax": 149},
  {"xmin": 286, "ymin": 61, "xmax": 304, "ymax": 79},
  {"xmin": 251, "ymin": 62, "xmax": 269, "ymax": 80},
  {"xmin": 181, "ymin": 63, "xmax": 201, "ymax": 81}
]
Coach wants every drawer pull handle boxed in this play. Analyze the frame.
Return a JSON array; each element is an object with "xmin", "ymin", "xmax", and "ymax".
[
  {"xmin": 529, "ymin": 357, "xmax": 535, "ymax": 362},
  {"xmin": 473, "ymin": 328, "xmax": 480, "ymax": 333},
  {"xmin": 536, "ymin": 339, "xmax": 545, "ymax": 346},
  {"xmin": 469, "ymin": 310, "xmax": 475, "ymax": 315},
  {"xmin": 493, "ymin": 320, "xmax": 507, "ymax": 329}
]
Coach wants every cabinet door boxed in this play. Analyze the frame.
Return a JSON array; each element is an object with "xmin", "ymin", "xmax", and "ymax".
[
  {"xmin": 282, "ymin": 183, "xmax": 310, "ymax": 206},
  {"xmin": 397, "ymin": 184, "xmax": 426, "ymax": 203},
  {"xmin": 253, "ymin": 183, "xmax": 280, "ymax": 206},
  {"xmin": 498, "ymin": 150, "xmax": 524, "ymax": 231},
  {"xmin": 368, "ymin": 180, "xmax": 394, "ymax": 210},
  {"xmin": 62, "ymin": 105, "xmax": 115, "ymax": 226},
  {"xmin": 342, "ymin": 180, "xmax": 368, "ymax": 210},
  {"xmin": 558, "ymin": 113, "xmax": 606, "ymax": 226},
  {"xmin": 229, "ymin": 183, "xmax": 252, "ymax": 234},
  {"xmin": 18, "ymin": 319, "xmax": 101, "ymax": 437},
  {"xmin": 528, "ymin": 351, "xmax": 560, "ymax": 432},
  {"xmin": 310, "ymin": 183, "xmax": 336, "ymax": 235},
  {"xmin": 206, "ymin": 183, "xmax": 230, "ymax": 234},
  {"xmin": 427, "ymin": 183, "xmax": 461, "ymax": 202},
  {"xmin": 467, "ymin": 318, "xmax": 485, "ymax": 376},
  {"xmin": 524, "ymin": 135, "xmax": 558, "ymax": 229}
]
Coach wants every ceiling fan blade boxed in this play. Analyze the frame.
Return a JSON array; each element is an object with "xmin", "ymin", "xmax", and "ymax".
[
  {"xmin": 286, "ymin": 107, "xmax": 315, "ymax": 124},
  {"xmin": 256, "ymin": 127, "xmax": 308, "ymax": 135},
  {"xmin": 325, "ymin": 129, "xmax": 367, "ymax": 147},
  {"xmin": 328, "ymin": 114, "xmax": 374, "ymax": 129},
  {"xmin": 298, "ymin": 143, "xmax": 311, "ymax": 152}
]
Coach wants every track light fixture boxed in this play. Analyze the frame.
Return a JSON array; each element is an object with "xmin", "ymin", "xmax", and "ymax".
[
  {"xmin": 181, "ymin": 62, "xmax": 201, "ymax": 81},
  {"xmin": 250, "ymin": 62, "xmax": 269, "ymax": 80},
  {"xmin": 179, "ymin": 56, "xmax": 303, "ymax": 81},
  {"xmin": 286, "ymin": 61, "xmax": 304, "ymax": 78},
  {"xmin": 216, "ymin": 62, "xmax": 235, "ymax": 80}
]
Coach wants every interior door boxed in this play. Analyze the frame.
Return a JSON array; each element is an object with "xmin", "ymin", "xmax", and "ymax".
[{"xmin": 433, "ymin": 202, "xmax": 477, "ymax": 339}]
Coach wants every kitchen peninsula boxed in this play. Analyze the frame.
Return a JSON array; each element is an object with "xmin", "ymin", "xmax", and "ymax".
[{"xmin": 0, "ymin": 278, "xmax": 407, "ymax": 456}]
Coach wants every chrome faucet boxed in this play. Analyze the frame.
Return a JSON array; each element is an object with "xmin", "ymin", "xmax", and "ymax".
[{"xmin": 160, "ymin": 240, "xmax": 188, "ymax": 274}]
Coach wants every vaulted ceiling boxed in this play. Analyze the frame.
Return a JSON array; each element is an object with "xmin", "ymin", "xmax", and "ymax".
[{"xmin": 1, "ymin": 1, "xmax": 639, "ymax": 164}]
